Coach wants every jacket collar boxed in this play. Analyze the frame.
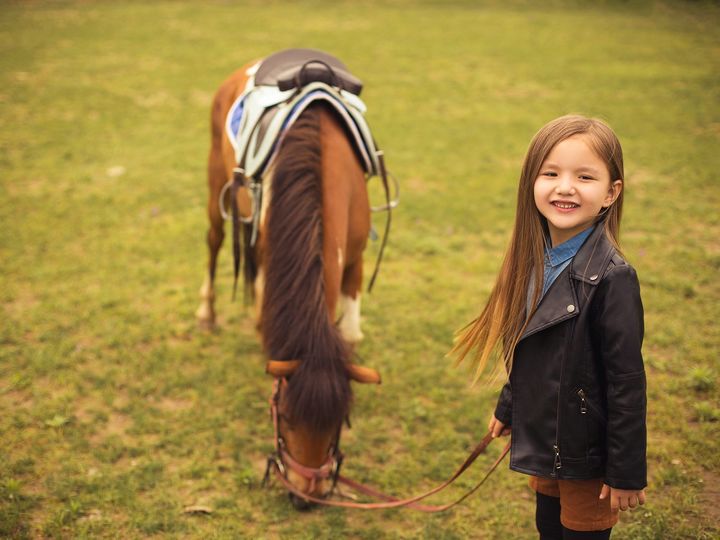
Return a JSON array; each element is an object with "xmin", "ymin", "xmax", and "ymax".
[
  {"xmin": 567, "ymin": 223, "xmax": 616, "ymax": 285},
  {"xmin": 520, "ymin": 223, "xmax": 616, "ymax": 341}
]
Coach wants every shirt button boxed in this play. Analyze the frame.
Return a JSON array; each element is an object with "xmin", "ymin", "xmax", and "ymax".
[
  {"xmin": 589, "ymin": 274, "xmax": 598, "ymax": 281},
  {"xmin": 567, "ymin": 304, "xmax": 575, "ymax": 313}
]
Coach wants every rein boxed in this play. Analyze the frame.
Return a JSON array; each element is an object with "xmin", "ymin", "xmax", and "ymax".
[
  {"xmin": 263, "ymin": 378, "xmax": 511, "ymax": 511},
  {"xmin": 366, "ymin": 150, "xmax": 391, "ymax": 294}
]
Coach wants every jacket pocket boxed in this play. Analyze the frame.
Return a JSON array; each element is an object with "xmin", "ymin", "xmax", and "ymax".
[{"xmin": 577, "ymin": 388, "xmax": 607, "ymax": 425}]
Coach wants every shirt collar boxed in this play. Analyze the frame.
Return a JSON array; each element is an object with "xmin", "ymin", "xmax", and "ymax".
[{"xmin": 545, "ymin": 226, "xmax": 595, "ymax": 267}]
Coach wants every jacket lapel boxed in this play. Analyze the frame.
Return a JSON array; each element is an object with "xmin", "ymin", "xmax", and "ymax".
[
  {"xmin": 520, "ymin": 267, "xmax": 579, "ymax": 341},
  {"xmin": 519, "ymin": 225, "xmax": 615, "ymax": 342}
]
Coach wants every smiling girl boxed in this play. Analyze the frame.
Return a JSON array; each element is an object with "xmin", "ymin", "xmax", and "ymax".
[{"xmin": 453, "ymin": 116, "xmax": 647, "ymax": 539}]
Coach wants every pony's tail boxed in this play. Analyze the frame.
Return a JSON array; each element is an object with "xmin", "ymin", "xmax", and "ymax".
[{"xmin": 260, "ymin": 104, "xmax": 352, "ymax": 434}]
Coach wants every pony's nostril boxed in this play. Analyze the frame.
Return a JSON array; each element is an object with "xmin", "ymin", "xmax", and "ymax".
[{"xmin": 288, "ymin": 492, "xmax": 314, "ymax": 511}]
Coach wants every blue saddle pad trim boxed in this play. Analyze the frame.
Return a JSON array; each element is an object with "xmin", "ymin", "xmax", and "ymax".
[{"xmin": 229, "ymin": 96, "xmax": 246, "ymax": 140}]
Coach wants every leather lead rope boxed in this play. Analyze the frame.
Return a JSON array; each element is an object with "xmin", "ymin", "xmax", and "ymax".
[
  {"xmin": 367, "ymin": 150, "xmax": 391, "ymax": 293},
  {"xmin": 269, "ymin": 432, "xmax": 510, "ymax": 511}
]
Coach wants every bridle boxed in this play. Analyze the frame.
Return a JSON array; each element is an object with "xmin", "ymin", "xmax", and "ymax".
[
  {"xmin": 263, "ymin": 378, "xmax": 345, "ymax": 495},
  {"xmin": 262, "ymin": 376, "xmax": 511, "ymax": 511}
]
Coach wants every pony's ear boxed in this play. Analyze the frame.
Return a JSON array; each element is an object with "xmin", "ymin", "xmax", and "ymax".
[
  {"xmin": 266, "ymin": 360, "xmax": 300, "ymax": 378},
  {"xmin": 347, "ymin": 364, "xmax": 381, "ymax": 384},
  {"xmin": 267, "ymin": 359, "xmax": 381, "ymax": 384}
]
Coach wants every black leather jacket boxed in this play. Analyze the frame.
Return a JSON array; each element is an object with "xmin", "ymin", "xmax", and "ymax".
[{"xmin": 494, "ymin": 225, "xmax": 647, "ymax": 490}]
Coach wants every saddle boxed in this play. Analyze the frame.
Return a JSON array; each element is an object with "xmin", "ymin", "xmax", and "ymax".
[
  {"xmin": 254, "ymin": 48, "xmax": 363, "ymax": 95},
  {"xmin": 225, "ymin": 48, "xmax": 380, "ymax": 179}
]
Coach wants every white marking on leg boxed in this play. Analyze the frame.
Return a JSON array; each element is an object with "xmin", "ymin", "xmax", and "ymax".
[
  {"xmin": 337, "ymin": 247, "xmax": 344, "ymax": 271},
  {"xmin": 199, "ymin": 274, "xmax": 213, "ymax": 300},
  {"xmin": 196, "ymin": 273, "xmax": 215, "ymax": 323},
  {"xmin": 338, "ymin": 294, "xmax": 363, "ymax": 343}
]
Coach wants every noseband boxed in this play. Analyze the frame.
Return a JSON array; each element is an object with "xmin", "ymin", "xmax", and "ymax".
[{"xmin": 263, "ymin": 378, "xmax": 344, "ymax": 495}]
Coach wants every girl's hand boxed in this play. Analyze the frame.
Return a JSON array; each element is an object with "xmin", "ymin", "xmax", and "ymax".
[
  {"xmin": 488, "ymin": 415, "xmax": 511, "ymax": 438},
  {"xmin": 599, "ymin": 484, "xmax": 646, "ymax": 511}
]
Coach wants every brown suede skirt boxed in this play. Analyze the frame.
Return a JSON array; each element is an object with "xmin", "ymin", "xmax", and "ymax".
[{"xmin": 529, "ymin": 476, "xmax": 619, "ymax": 532}]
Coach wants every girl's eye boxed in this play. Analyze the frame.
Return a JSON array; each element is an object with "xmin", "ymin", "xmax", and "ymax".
[
  {"xmin": 542, "ymin": 171, "xmax": 557, "ymax": 177},
  {"xmin": 579, "ymin": 175, "xmax": 594, "ymax": 181}
]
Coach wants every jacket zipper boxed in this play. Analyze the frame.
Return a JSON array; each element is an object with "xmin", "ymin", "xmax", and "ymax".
[
  {"xmin": 578, "ymin": 389, "xmax": 588, "ymax": 414},
  {"xmin": 577, "ymin": 388, "xmax": 607, "ymax": 424},
  {"xmin": 552, "ymin": 357, "xmax": 565, "ymax": 477},
  {"xmin": 552, "ymin": 316, "xmax": 577, "ymax": 477}
]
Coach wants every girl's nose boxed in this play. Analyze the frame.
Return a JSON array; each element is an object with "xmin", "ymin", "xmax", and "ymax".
[{"xmin": 555, "ymin": 175, "xmax": 576, "ymax": 195}]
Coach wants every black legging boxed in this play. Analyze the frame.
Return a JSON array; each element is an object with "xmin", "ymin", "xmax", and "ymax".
[{"xmin": 536, "ymin": 492, "xmax": 612, "ymax": 540}]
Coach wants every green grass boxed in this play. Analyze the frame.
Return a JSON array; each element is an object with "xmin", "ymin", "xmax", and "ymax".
[{"xmin": 1, "ymin": 0, "xmax": 719, "ymax": 538}]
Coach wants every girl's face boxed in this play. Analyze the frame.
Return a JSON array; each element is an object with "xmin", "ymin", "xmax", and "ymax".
[{"xmin": 534, "ymin": 135, "xmax": 622, "ymax": 246}]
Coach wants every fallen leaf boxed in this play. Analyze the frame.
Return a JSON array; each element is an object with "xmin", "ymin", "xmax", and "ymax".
[
  {"xmin": 45, "ymin": 415, "xmax": 71, "ymax": 428},
  {"xmin": 183, "ymin": 505, "xmax": 213, "ymax": 515}
]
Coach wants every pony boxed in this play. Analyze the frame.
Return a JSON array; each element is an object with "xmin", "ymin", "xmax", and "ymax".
[{"xmin": 195, "ymin": 53, "xmax": 382, "ymax": 508}]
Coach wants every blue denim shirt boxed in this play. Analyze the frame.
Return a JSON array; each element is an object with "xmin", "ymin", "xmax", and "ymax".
[
  {"xmin": 542, "ymin": 226, "xmax": 594, "ymax": 297},
  {"xmin": 528, "ymin": 226, "xmax": 595, "ymax": 309}
]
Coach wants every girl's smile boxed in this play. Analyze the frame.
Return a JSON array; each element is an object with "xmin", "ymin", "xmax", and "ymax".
[
  {"xmin": 551, "ymin": 200, "xmax": 580, "ymax": 211},
  {"xmin": 534, "ymin": 135, "xmax": 622, "ymax": 246}
]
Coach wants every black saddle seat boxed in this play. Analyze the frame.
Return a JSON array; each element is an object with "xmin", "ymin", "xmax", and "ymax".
[{"xmin": 254, "ymin": 48, "xmax": 363, "ymax": 96}]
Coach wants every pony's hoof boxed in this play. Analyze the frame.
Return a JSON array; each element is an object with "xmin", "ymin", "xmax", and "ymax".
[
  {"xmin": 197, "ymin": 315, "xmax": 217, "ymax": 332},
  {"xmin": 195, "ymin": 303, "xmax": 215, "ymax": 327},
  {"xmin": 197, "ymin": 318, "xmax": 216, "ymax": 332}
]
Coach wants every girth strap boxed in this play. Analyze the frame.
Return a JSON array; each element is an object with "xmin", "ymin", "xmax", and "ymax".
[{"xmin": 230, "ymin": 168, "xmax": 245, "ymax": 301}]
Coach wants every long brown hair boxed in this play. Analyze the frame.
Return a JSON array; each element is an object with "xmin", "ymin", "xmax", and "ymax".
[
  {"xmin": 452, "ymin": 115, "xmax": 625, "ymax": 382},
  {"xmin": 260, "ymin": 104, "xmax": 352, "ymax": 433}
]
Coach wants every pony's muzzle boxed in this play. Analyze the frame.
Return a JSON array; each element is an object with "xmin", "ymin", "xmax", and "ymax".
[{"xmin": 288, "ymin": 492, "xmax": 315, "ymax": 511}]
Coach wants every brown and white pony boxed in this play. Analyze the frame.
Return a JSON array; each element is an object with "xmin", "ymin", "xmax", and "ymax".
[{"xmin": 196, "ymin": 62, "xmax": 381, "ymax": 508}]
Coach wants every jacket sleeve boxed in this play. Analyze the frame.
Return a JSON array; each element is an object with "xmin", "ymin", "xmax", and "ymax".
[
  {"xmin": 595, "ymin": 264, "xmax": 647, "ymax": 490},
  {"xmin": 494, "ymin": 382, "xmax": 512, "ymax": 426}
]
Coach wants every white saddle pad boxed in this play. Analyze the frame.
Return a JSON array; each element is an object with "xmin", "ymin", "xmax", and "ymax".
[{"xmin": 225, "ymin": 69, "xmax": 380, "ymax": 179}]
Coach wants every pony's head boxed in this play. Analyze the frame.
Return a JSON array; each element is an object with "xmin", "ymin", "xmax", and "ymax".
[{"xmin": 266, "ymin": 360, "xmax": 380, "ymax": 509}]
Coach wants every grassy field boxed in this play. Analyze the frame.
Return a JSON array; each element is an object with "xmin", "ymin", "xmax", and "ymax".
[{"xmin": 1, "ymin": 0, "xmax": 719, "ymax": 538}]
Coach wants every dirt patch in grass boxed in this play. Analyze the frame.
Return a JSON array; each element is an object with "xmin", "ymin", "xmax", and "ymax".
[
  {"xmin": 153, "ymin": 396, "xmax": 195, "ymax": 413},
  {"xmin": 90, "ymin": 412, "xmax": 132, "ymax": 443},
  {"xmin": 1, "ymin": 388, "xmax": 34, "ymax": 411},
  {"xmin": 74, "ymin": 395, "xmax": 107, "ymax": 424},
  {"xmin": 698, "ymin": 469, "xmax": 720, "ymax": 527}
]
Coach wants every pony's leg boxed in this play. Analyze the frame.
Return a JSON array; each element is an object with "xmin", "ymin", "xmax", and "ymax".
[
  {"xmin": 338, "ymin": 259, "xmax": 364, "ymax": 343},
  {"xmin": 196, "ymin": 148, "xmax": 226, "ymax": 328}
]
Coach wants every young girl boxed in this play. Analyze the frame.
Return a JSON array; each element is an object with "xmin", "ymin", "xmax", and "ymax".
[{"xmin": 453, "ymin": 115, "xmax": 647, "ymax": 539}]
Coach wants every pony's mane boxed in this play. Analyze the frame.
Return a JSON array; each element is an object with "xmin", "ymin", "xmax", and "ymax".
[{"xmin": 260, "ymin": 104, "xmax": 352, "ymax": 433}]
